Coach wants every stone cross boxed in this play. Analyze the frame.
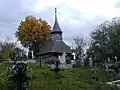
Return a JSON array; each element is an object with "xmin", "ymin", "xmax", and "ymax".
[
  {"xmin": 62, "ymin": 52, "xmax": 67, "ymax": 64},
  {"xmin": 31, "ymin": 50, "xmax": 34, "ymax": 59},
  {"xmin": 107, "ymin": 57, "xmax": 110, "ymax": 62},
  {"xmin": 71, "ymin": 52, "xmax": 76, "ymax": 65},
  {"xmin": 59, "ymin": 52, "xmax": 67, "ymax": 64},
  {"xmin": 81, "ymin": 59, "xmax": 84, "ymax": 66},
  {"xmin": 89, "ymin": 57, "xmax": 93, "ymax": 68},
  {"xmin": 106, "ymin": 63, "xmax": 108, "ymax": 70},
  {"xmin": 115, "ymin": 56, "xmax": 117, "ymax": 62},
  {"xmin": 58, "ymin": 55, "xmax": 61, "ymax": 61},
  {"xmin": 72, "ymin": 52, "xmax": 76, "ymax": 60}
]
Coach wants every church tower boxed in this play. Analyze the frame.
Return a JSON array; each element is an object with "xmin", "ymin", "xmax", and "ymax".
[
  {"xmin": 38, "ymin": 8, "xmax": 72, "ymax": 63},
  {"xmin": 51, "ymin": 8, "xmax": 63, "ymax": 41}
]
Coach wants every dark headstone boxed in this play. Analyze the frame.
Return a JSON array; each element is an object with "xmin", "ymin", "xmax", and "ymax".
[{"xmin": 28, "ymin": 51, "xmax": 32, "ymax": 59}]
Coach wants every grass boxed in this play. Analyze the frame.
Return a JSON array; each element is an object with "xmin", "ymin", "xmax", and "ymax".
[{"xmin": 0, "ymin": 62, "xmax": 118, "ymax": 90}]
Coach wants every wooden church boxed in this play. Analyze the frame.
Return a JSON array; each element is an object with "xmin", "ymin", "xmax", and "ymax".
[{"xmin": 38, "ymin": 8, "xmax": 72, "ymax": 64}]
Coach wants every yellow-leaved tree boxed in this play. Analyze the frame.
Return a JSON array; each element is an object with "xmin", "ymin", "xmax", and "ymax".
[{"xmin": 16, "ymin": 15, "xmax": 52, "ymax": 57}]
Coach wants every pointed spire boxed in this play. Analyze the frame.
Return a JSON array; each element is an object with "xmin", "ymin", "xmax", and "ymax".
[{"xmin": 52, "ymin": 8, "xmax": 62, "ymax": 33}]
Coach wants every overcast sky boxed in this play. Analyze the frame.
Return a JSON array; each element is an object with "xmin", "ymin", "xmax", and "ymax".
[{"xmin": 0, "ymin": 0, "xmax": 120, "ymax": 46}]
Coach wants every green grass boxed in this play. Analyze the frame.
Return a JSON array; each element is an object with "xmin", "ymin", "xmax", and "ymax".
[{"xmin": 0, "ymin": 63, "xmax": 118, "ymax": 90}]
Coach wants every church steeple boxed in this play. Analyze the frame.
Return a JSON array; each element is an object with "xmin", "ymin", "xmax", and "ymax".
[
  {"xmin": 51, "ymin": 8, "xmax": 63, "ymax": 41},
  {"xmin": 55, "ymin": 8, "xmax": 57, "ymax": 24}
]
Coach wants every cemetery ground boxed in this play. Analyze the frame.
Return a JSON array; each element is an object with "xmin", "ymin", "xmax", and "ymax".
[{"xmin": 0, "ymin": 62, "xmax": 118, "ymax": 90}]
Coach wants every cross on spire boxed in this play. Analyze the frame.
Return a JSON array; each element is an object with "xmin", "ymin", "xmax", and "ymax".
[
  {"xmin": 55, "ymin": 8, "xmax": 57, "ymax": 13},
  {"xmin": 55, "ymin": 8, "xmax": 57, "ymax": 22}
]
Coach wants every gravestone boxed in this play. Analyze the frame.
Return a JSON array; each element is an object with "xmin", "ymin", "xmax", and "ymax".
[
  {"xmin": 105, "ymin": 63, "xmax": 109, "ymax": 70},
  {"xmin": 89, "ymin": 57, "xmax": 93, "ymax": 68},
  {"xmin": 115, "ymin": 56, "xmax": 117, "ymax": 62},
  {"xmin": 28, "ymin": 51, "xmax": 32, "ymax": 59},
  {"xmin": 81, "ymin": 59, "xmax": 84, "ymax": 67},
  {"xmin": 31, "ymin": 50, "xmax": 34, "ymax": 59},
  {"xmin": 10, "ymin": 62, "xmax": 31, "ymax": 90},
  {"xmin": 59, "ymin": 52, "xmax": 67, "ymax": 69},
  {"xmin": 72, "ymin": 52, "xmax": 76, "ymax": 60},
  {"xmin": 107, "ymin": 57, "xmax": 110, "ymax": 62}
]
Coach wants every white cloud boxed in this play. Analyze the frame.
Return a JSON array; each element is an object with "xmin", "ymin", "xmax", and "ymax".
[
  {"xmin": 33, "ymin": 0, "xmax": 62, "ymax": 12},
  {"xmin": 33, "ymin": 0, "xmax": 120, "ymax": 35},
  {"xmin": 34, "ymin": 0, "xmax": 120, "ymax": 19},
  {"xmin": 1, "ymin": 0, "xmax": 120, "ymax": 46}
]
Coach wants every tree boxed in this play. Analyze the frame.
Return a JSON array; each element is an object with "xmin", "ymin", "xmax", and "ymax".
[
  {"xmin": 73, "ymin": 35, "xmax": 87, "ymax": 60},
  {"xmin": 89, "ymin": 17, "xmax": 120, "ymax": 63},
  {"xmin": 10, "ymin": 47, "xmax": 27, "ymax": 61},
  {"xmin": 16, "ymin": 15, "xmax": 52, "ymax": 56},
  {"xmin": 0, "ymin": 41, "xmax": 16, "ymax": 61}
]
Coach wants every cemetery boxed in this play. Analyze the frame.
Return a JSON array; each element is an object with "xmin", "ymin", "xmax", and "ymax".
[
  {"xmin": 0, "ymin": 8, "xmax": 120, "ymax": 90},
  {"xmin": 0, "ymin": 62, "xmax": 118, "ymax": 90}
]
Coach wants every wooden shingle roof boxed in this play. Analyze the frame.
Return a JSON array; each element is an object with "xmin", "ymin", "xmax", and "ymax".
[{"xmin": 38, "ymin": 40, "xmax": 72, "ymax": 55}]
